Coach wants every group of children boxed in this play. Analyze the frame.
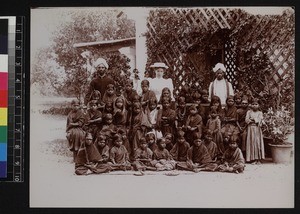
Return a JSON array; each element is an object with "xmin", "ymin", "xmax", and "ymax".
[{"xmin": 66, "ymin": 78, "xmax": 265, "ymax": 175}]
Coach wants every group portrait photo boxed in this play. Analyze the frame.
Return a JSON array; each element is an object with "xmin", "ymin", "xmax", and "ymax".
[{"xmin": 30, "ymin": 7, "xmax": 295, "ymax": 208}]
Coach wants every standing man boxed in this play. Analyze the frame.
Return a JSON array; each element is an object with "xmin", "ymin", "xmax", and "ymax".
[
  {"xmin": 208, "ymin": 63, "xmax": 234, "ymax": 106},
  {"xmin": 85, "ymin": 58, "xmax": 115, "ymax": 105}
]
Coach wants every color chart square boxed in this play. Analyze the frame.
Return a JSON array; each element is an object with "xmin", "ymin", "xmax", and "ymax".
[
  {"xmin": 0, "ymin": 55, "xmax": 8, "ymax": 72},
  {"xmin": 0, "ymin": 161, "xmax": 7, "ymax": 178},
  {"xmin": 0, "ymin": 108, "xmax": 8, "ymax": 125},
  {"xmin": 0, "ymin": 90, "xmax": 8, "ymax": 107},
  {"xmin": 0, "ymin": 126, "xmax": 7, "ymax": 142},
  {"xmin": 0, "ymin": 143, "xmax": 7, "ymax": 161},
  {"xmin": 0, "ymin": 72, "xmax": 8, "ymax": 89}
]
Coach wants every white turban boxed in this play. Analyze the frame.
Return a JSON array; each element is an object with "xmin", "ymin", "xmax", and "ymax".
[
  {"xmin": 94, "ymin": 58, "xmax": 109, "ymax": 69},
  {"xmin": 213, "ymin": 63, "xmax": 226, "ymax": 73}
]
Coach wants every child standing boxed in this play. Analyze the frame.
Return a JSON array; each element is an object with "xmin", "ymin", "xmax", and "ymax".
[
  {"xmin": 140, "ymin": 79, "xmax": 157, "ymax": 110},
  {"xmin": 66, "ymin": 99, "xmax": 86, "ymax": 161},
  {"xmin": 86, "ymin": 100, "xmax": 103, "ymax": 140},
  {"xmin": 157, "ymin": 99, "xmax": 176, "ymax": 137},
  {"xmin": 221, "ymin": 96, "xmax": 239, "ymax": 146},
  {"xmin": 206, "ymin": 108, "xmax": 224, "ymax": 155},
  {"xmin": 101, "ymin": 113, "xmax": 116, "ymax": 148},
  {"xmin": 175, "ymin": 96, "xmax": 188, "ymax": 129},
  {"xmin": 129, "ymin": 103, "xmax": 151, "ymax": 157},
  {"xmin": 101, "ymin": 84, "xmax": 117, "ymax": 106},
  {"xmin": 102, "ymin": 102, "xmax": 114, "ymax": 118},
  {"xmin": 123, "ymin": 79, "xmax": 138, "ymax": 109},
  {"xmin": 113, "ymin": 97, "xmax": 128, "ymax": 130},
  {"xmin": 145, "ymin": 98, "xmax": 161, "ymax": 138},
  {"xmin": 245, "ymin": 98, "xmax": 265, "ymax": 164},
  {"xmin": 158, "ymin": 87, "xmax": 172, "ymax": 105},
  {"xmin": 217, "ymin": 140, "xmax": 245, "ymax": 173},
  {"xmin": 210, "ymin": 95, "xmax": 224, "ymax": 120},
  {"xmin": 185, "ymin": 104, "xmax": 203, "ymax": 145},
  {"xmin": 236, "ymin": 98, "xmax": 250, "ymax": 155}
]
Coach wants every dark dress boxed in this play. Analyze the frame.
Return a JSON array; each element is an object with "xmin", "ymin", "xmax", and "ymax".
[
  {"xmin": 177, "ymin": 143, "xmax": 218, "ymax": 171},
  {"xmin": 66, "ymin": 110, "xmax": 86, "ymax": 152},
  {"xmin": 85, "ymin": 75, "xmax": 114, "ymax": 105},
  {"xmin": 157, "ymin": 108, "xmax": 176, "ymax": 136},
  {"xmin": 170, "ymin": 141, "xmax": 190, "ymax": 162},
  {"xmin": 218, "ymin": 147, "xmax": 245, "ymax": 173}
]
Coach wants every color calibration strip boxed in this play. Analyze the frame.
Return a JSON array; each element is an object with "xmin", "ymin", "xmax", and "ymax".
[
  {"xmin": 0, "ymin": 18, "xmax": 9, "ymax": 178},
  {"xmin": 0, "ymin": 16, "xmax": 24, "ymax": 182}
]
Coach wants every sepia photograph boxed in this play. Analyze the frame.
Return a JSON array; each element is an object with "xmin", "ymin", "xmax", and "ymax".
[{"xmin": 30, "ymin": 7, "xmax": 295, "ymax": 208}]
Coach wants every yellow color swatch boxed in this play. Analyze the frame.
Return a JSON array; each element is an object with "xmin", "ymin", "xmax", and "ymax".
[{"xmin": 0, "ymin": 108, "xmax": 8, "ymax": 126}]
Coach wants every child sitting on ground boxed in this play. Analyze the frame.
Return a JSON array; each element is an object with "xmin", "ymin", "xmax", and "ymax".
[
  {"xmin": 75, "ymin": 132, "xmax": 102, "ymax": 175},
  {"xmin": 152, "ymin": 138, "xmax": 176, "ymax": 171},
  {"xmin": 217, "ymin": 140, "xmax": 245, "ymax": 173},
  {"xmin": 170, "ymin": 130, "xmax": 190, "ymax": 162},
  {"xmin": 177, "ymin": 138, "xmax": 218, "ymax": 173},
  {"xmin": 132, "ymin": 137, "xmax": 156, "ymax": 174},
  {"xmin": 164, "ymin": 133, "xmax": 174, "ymax": 151},
  {"xmin": 109, "ymin": 134, "xmax": 131, "ymax": 171},
  {"xmin": 203, "ymin": 129, "xmax": 218, "ymax": 161},
  {"xmin": 95, "ymin": 133, "xmax": 110, "ymax": 164},
  {"xmin": 145, "ymin": 131, "xmax": 158, "ymax": 152}
]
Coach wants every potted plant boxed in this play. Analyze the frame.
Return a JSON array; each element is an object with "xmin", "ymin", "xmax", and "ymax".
[{"xmin": 262, "ymin": 106, "xmax": 294, "ymax": 164}]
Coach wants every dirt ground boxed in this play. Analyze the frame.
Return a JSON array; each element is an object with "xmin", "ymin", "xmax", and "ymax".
[{"xmin": 29, "ymin": 97, "xmax": 294, "ymax": 208}]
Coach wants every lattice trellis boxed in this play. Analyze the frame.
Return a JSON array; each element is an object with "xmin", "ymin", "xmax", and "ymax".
[
  {"xmin": 224, "ymin": 40, "xmax": 238, "ymax": 89},
  {"xmin": 146, "ymin": 8, "xmax": 294, "ymax": 98}
]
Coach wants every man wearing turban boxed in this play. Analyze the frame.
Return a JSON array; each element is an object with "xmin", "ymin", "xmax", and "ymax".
[
  {"xmin": 85, "ymin": 58, "xmax": 115, "ymax": 105},
  {"xmin": 208, "ymin": 63, "xmax": 234, "ymax": 106}
]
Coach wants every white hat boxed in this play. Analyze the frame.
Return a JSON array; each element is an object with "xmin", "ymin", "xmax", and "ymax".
[
  {"xmin": 213, "ymin": 63, "xmax": 226, "ymax": 73},
  {"xmin": 94, "ymin": 58, "xmax": 109, "ymax": 69},
  {"xmin": 150, "ymin": 62, "xmax": 169, "ymax": 69}
]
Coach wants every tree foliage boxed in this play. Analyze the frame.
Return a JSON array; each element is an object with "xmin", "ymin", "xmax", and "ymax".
[{"xmin": 49, "ymin": 9, "xmax": 135, "ymax": 100}]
